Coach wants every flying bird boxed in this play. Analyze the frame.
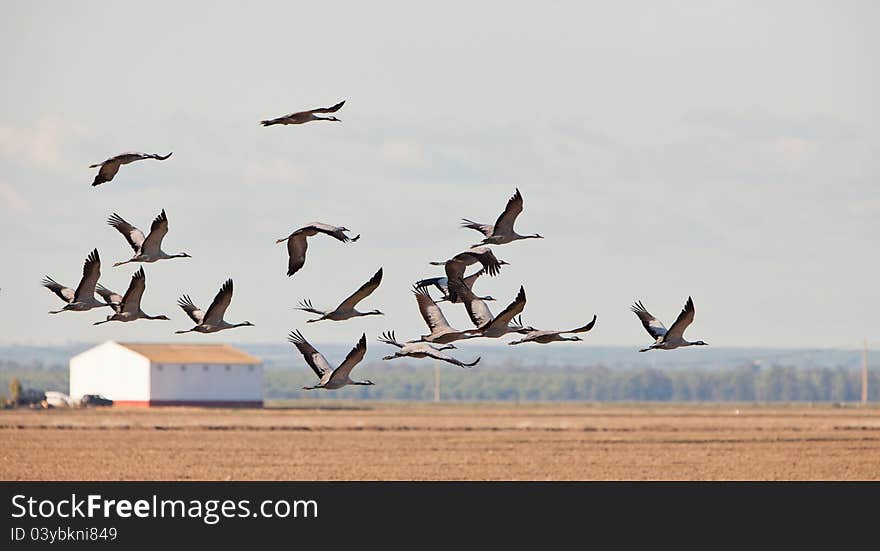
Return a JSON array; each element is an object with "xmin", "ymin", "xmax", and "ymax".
[
  {"xmin": 508, "ymin": 315, "xmax": 598, "ymax": 345},
  {"xmin": 450, "ymin": 281, "xmax": 534, "ymax": 339},
  {"xmin": 93, "ymin": 267, "xmax": 170, "ymax": 324},
  {"xmin": 410, "ymin": 286, "xmax": 482, "ymax": 344},
  {"xmin": 108, "ymin": 209, "xmax": 191, "ymax": 266},
  {"xmin": 260, "ymin": 100, "xmax": 345, "ymax": 126},
  {"xmin": 288, "ymin": 330, "xmax": 373, "ymax": 390},
  {"xmin": 377, "ymin": 331, "xmax": 480, "ymax": 368},
  {"xmin": 429, "ymin": 247, "xmax": 508, "ymax": 298},
  {"xmin": 41, "ymin": 249, "xmax": 118, "ymax": 313},
  {"xmin": 461, "ymin": 188, "xmax": 543, "ymax": 246},
  {"xmin": 295, "ymin": 268, "xmax": 384, "ymax": 322},
  {"xmin": 175, "ymin": 279, "xmax": 254, "ymax": 334},
  {"xmin": 415, "ymin": 268, "xmax": 495, "ymax": 304},
  {"xmin": 275, "ymin": 222, "xmax": 360, "ymax": 277},
  {"xmin": 95, "ymin": 284, "xmax": 123, "ymax": 311},
  {"xmin": 631, "ymin": 297, "xmax": 708, "ymax": 352},
  {"xmin": 89, "ymin": 151, "xmax": 173, "ymax": 186}
]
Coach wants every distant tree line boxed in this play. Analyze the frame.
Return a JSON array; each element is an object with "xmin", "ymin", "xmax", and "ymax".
[
  {"xmin": 2, "ymin": 359, "xmax": 877, "ymax": 403},
  {"xmin": 266, "ymin": 362, "xmax": 879, "ymax": 402}
]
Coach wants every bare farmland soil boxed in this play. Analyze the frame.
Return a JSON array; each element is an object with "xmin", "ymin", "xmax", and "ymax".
[{"xmin": 1, "ymin": 403, "xmax": 878, "ymax": 480}]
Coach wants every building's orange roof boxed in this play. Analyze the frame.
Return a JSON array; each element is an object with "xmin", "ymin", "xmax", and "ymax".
[{"xmin": 118, "ymin": 343, "xmax": 262, "ymax": 365}]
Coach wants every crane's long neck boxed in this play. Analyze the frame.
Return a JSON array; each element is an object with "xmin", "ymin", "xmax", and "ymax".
[{"xmin": 683, "ymin": 340, "xmax": 708, "ymax": 347}]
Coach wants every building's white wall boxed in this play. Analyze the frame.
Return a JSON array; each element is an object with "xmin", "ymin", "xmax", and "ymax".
[
  {"xmin": 69, "ymin": 341, "xmax": 150, "ymax": 401},
  {"xmin": 149, "ymin": 363, "xmax": 263, "ymax": 401}
]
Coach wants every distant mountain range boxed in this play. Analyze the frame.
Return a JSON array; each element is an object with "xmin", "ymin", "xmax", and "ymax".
[{"xmin": 0, "ymin": 341, "xmax": 870, "ymax": 371}]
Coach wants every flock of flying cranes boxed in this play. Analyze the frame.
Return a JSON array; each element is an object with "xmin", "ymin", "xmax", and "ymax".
[{"xmin": 41, "ymin": 99, "xmax": 708, "ymax": 391}]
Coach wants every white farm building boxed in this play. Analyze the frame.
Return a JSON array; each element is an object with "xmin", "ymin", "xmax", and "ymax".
[{"xmin": 70, "ymin": 341, "xmax": 263, "ymax": 407}]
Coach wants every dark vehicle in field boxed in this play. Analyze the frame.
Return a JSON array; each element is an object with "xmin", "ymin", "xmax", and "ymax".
[{"xmin": 80, "ymin": 394, "xmax": 114, "ymax": 407}]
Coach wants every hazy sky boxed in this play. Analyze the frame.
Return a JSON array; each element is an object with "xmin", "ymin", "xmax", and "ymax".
[{"xmin": 0, "ymin": 1, "xmax": 877, "ymax": 349}]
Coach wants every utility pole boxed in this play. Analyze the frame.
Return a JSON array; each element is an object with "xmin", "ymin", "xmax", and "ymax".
[
  {"xmin": 862, "ymin": 339, "xmax": 868, "ymax": 404},
  {"xmin": 433, "ymin": 360, "xmax": 441, "ymax": 402}
]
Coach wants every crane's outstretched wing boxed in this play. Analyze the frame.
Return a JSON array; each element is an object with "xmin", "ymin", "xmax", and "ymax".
[
  {"xmin": 145, "ymin": 152, "xmax": 173, "ymax": 161},
  {"xmin": 337, "ymin": 267, "xmax": 382, "ymax": 311},
  {"xmin": 42, "ymin": 277, "xmax": 74, "ymax": 303},
  {"xmin": 294, "ymin": 299, "xmax": 325, "ymax": 316},
  {"xmin": 327, "ymin": 333, "xmax": 368, "ymax": 385},
  {"xmin": 463, "ymin": 247, "xmax": 503, "ymax": 276},
  {"xmin": 377, "ymin": 330, "xmax": 404, "ymax": 348},
  {"xmin": 460, "ymin": 218, "xmax": 494, "ymax": 238},
  {"xmin": 462, "ymin": 268, "xmax": 486, "ymax": 290},
  {"xmin": 95, "ymin": 283, "xmax": 123, "ymax": 310},
  {"xmin": 119, "ymin": 267, "xmax": 147, "ymax": 314},
  {"xmin": 483, "ymin": 286, "xmax": 526, "ymax": 332},
  {"xmin": 564, "ymin": 314, "xmax": 597, "ymax": 334},
  {"xmin": 413, "ymin": 286, "xmax": 454, "ymax": 332},
  {"xmin": 493, "ymin": 188, "xmax": 524, "ymax": 235},
  {"xmin": 73, "ymin": 248, "xmax": 101, "ymax": 303},
  {"xmin": 203, "ymin": 279, "xmax": 233, "ymax": 326},
  {"xmin": 91, "ymin": 161, "xmax": 121, "ymax": 186},
  {"xmin": 108, "ymin": 213, "xmax": 146, "ymax": 253},
  {"xmin": 414, "ymin": 276, "xmax": 448, "ymax": 297},
  {"xmin": 287, "ymin": 330, "xmax": 333, "ymax": 379},
  {"xmin": 449, "ymin": 278, "xmax": 494, "ymax": 328},
  {"xmin": 309, "ymin": 100, "xmax": 345, "ymax": 114},
  {"xmin": 307, "ymin": 222, "xmax": 360, "ymax": 243},
  {"xmin": 631, "ymin": 301, "xmax": 667, "ymax": 340},
  {"xmin": 177, "ymin": 294, "xmax": 205, "ymax": 324},
  {"xmin": 665, "ymin": 297, "xmax": 696, "ymax": 341},
  {"xmin": 141, "ymin": 209, "xmax": 169, "ymax": 254},
  {"xmin": 424, "ymin": 349, "xmax": 481, "ymax": 368},
  {"xmin": 286, "ymin": 233, "xmax": 308, "ymax": 276}
]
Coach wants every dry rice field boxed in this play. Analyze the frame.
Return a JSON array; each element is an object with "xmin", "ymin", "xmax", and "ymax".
[{"xmin": 1, "ymin": 402, "xmax": 879, "ymax": 480}]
